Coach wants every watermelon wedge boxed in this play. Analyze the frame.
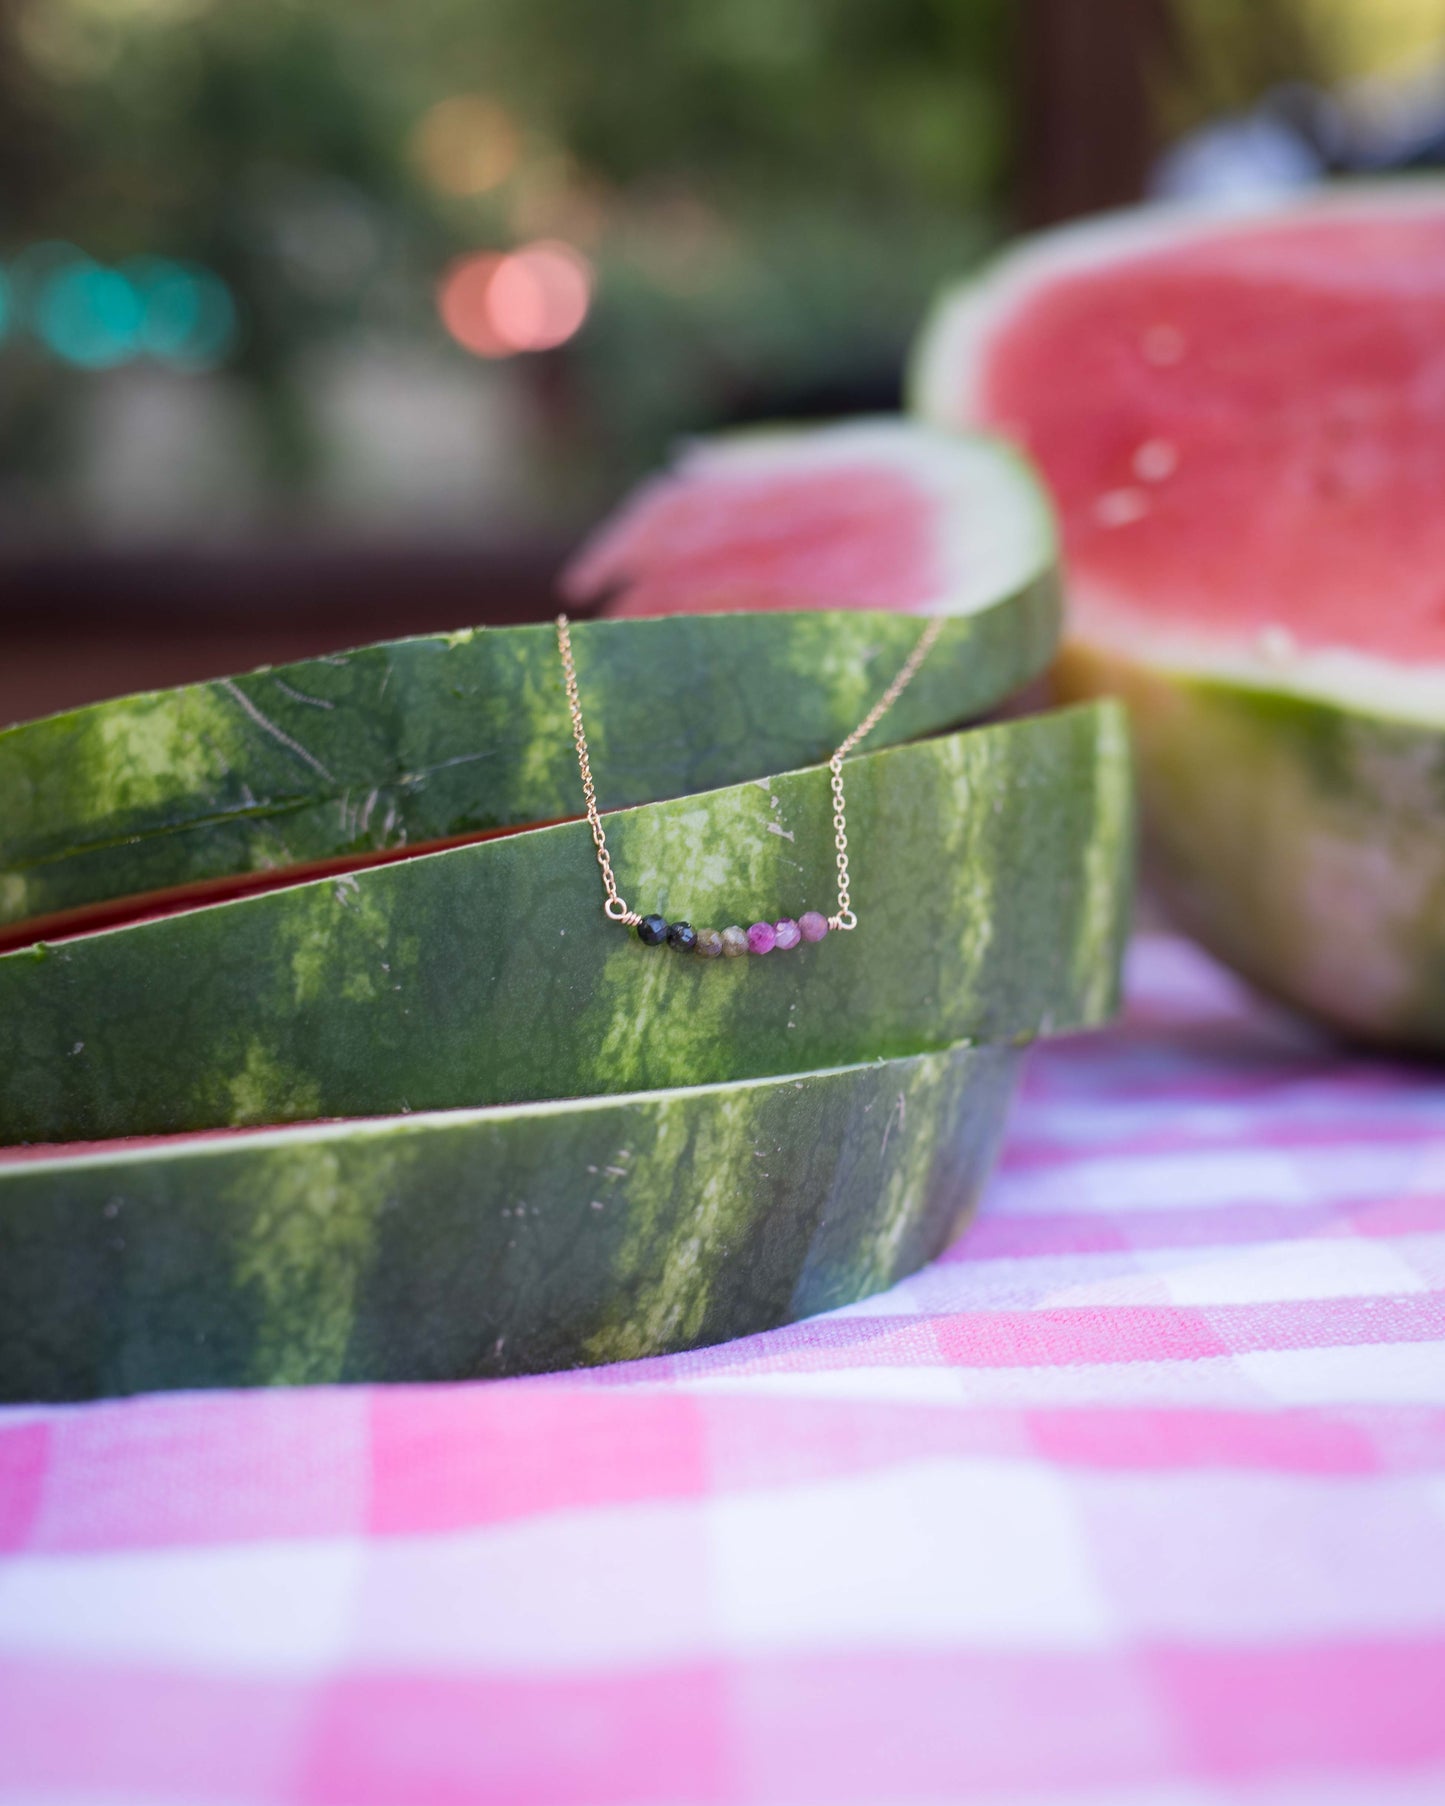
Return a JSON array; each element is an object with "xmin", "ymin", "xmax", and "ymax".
[
  {"xmin": 563, "ymin": 417, "xmax": 1053, "ymax": 619},
  {"xmin": 0, "ymin": 1040, "xmax": 1020, "ymax": 1402},
  {"xmin": 913, "ymin": 185, "xmax": 1445, "ymax": 1048},
  {"xmin": 0, "ymin": 422, "xmax": 1058, "ymax": 949},
  {"xmin": 0, "ymin": 703, "xmax": 1131, "ymax": 1145}
]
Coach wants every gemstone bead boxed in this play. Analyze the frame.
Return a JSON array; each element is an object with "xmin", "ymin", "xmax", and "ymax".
[
  {"xmin": 798, "ymin": 910, "xmax": 829, "ymax": 943},
  {"xmin": 637, "ymin": 913, "xmax": 667, "ymax": 946},
  {"xmin": 666, "ymin": 921, "xmax": 697, "ymax": 952},
  {"xmin": 693, "ymin": 928, "xmax": 723, "ymax": 958},
  {"xmin": 721, "ymin": 925, "xmax": 749, "ymax": 958},
  {"xmin": 773, "ymin": 918, "xmax": 801, "ymax": 951},
  {"xmin": 747, "ymin": 921, "xmax": 777, "ymax": 955}
]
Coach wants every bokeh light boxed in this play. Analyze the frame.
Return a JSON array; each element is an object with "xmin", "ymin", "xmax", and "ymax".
[
  {"xmin": 438, "ymin": 240, "xmax": 592, "ymax": 358},
  {"xmin": 124, "ymin": 256, "xmax": 239, "ymax": 369},
  {"xmin": 12, "ymin": 245, "xmax": 238, "ymax": 371},
  {"xmin": 411, "ymin": 95, "xmax": 519, "ymax": 197},
  {"xmin": 489, "ymin": 241, "xmax": 591, "ymax": 349},
  {"xmin": 38, "ymin": 260, "xmax": 144, "ymax": 368},
  {"xmin": 437, "ymin": 252, "xmax": 508, "ymax": 356},
  {"xmin": 0, "ymin": 271, "xmax": 11, "ymax": 346}
]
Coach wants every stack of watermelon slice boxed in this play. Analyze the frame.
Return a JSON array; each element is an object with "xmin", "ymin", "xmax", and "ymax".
[
  {"xmin": 913, "ymin": 185, "xmax": 1445, "ymax": 1050},
  {"xmin": 0, "ymin": 421, "xmax": 1132, "ymax": 1402}
]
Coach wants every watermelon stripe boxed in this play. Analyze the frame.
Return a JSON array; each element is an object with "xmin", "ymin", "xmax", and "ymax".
[
  {"xmin": 1, "ymin": 437, "xmax": 1059, "ymax": 940},
  {"xmin": 1063, "ymin": 653, "xmax": 1445, "ymax": 1049},
  {"xmin": 0, "ymin": 1041, "xmax": 1022, "ymax": 1402},
  {"xmin": 0, "ymin": 701, "xmax": 1131, "ymax": 1145}
]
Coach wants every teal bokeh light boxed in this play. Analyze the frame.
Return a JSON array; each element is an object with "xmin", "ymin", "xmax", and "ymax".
[
  {"xmin": 19, "ymin": 250, "xmax": 238, "ymax": 370},
  {"xmin": 37, "ymin": 263, "xmax": 144, "ymax": 368},
  {"xmin": 125, "ymin": 256, "xmax": 239, "ymax": 369},
  {"xmin": 0, "ymin": 271, "xmax": 11, "ymax": 344}
]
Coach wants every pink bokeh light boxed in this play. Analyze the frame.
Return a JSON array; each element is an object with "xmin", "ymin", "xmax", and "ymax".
[{"xmin": 438, "ymin": 240, "xmax": 592, "ymax": 358}]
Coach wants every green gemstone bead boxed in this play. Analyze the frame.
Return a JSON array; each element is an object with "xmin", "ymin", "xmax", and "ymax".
[{"xmin": 694, "ymin": 929, "xmax": 724, "ymax": 959}]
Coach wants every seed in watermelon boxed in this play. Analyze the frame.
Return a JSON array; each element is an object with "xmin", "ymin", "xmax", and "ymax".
[
  {"xmin": 913, "ymin": 185, "xmax": 1445, "ymax": 1048},
  {"xmin": 0, "ymin": 702, "xmax": 1132, "ymax": 1146},
  {"xmin": 0, "ymin": 420, "xmax": 1059, "ymax": 949},
  {"xmin": 0, "ymin": 1039, "xmax": 1019, "ymax": 1403}
]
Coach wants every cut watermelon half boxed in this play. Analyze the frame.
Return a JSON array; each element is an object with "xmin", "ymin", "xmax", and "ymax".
[{"xmin": 913, "ymin": 184, "xmax": 1445, "ymax": 1048}]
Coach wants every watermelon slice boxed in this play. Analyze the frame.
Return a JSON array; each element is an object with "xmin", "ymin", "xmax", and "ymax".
[
  {"xmin": 0, "ymin": 704, "xmax": 1131, "ymax": 1145},
  {"xmin": 563, "ymin": 417, "xmax": 1053, "ymax": 619},
  {"xmin": 0, "ymin": 421, "xmax": 1058, "ymax": 949},
  {"xmin": 0, "ymin": 1039, "xmax": 1021, "ymax": 1402},
  {"xmin": 913, "ymin": 185, "xmax": 1445, "ymax": 1048}
]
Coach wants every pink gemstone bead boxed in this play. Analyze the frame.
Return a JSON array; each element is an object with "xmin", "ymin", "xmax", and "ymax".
[
  {"xmin": 798, "ymin": 910, "xmax": 829, "ymax": 943},
  {"xmin": 746, "ymin": 921, "xmax": 777, "ymax": 955},
  {"xmin": 774, "ymin": 918, "xmax": 801, "ymax": 950}
]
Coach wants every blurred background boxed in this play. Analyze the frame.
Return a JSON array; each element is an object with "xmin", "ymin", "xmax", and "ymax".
[{"xmin": 3, "ymin": 0, "xmax": 1445, "ymax": 722}]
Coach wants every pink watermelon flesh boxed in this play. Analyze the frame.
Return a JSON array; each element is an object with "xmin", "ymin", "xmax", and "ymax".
[
  {"xmin": 0, "ymin": 1124, "xmax": 294, "ymax": 1164},
  {"xmin": 974, "ymin": 209, "xmax": 1445, "ymax": 666},
  {"xmin": 565, "ymin": 463, "xmax": 941, "ymax": 615}
]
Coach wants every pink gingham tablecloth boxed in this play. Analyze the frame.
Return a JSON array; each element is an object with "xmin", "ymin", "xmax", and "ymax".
[{"xmin": 2, "ymin": 933, "xmax": 1444, "ymax": 1806}]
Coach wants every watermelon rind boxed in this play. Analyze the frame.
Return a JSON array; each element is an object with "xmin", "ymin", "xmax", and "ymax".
[
  {"xmin": 0, "ymin": 701, "xmax": 1132, "ymax": 1144},
  {"xmin": 0, "ymin": 1038, "xmax": 1021, "ymax": 1403},
  {"xmin": 0, "ymin": 424, "xmax": 1059, "ymax": 946},
  {"xmin": 911, "ymin": 184, "xmax": 1445, "ymax": 1048},
  {"xmin": 1060, "ymin": 647, "xmax": 1445, "ymax": 1046}
]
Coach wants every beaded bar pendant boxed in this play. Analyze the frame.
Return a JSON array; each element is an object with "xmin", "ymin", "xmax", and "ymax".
[
  {"xmin": 635, "ymin": 910, "xmax": 830, "ymax": 958},
  {"xmin": 556, "ymin": 612, "xmax": 943, "ymax": 957}
]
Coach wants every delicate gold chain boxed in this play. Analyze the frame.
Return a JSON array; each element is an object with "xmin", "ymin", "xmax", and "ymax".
[
  {"xmin": 556, "ymin": 614, "xmax": 642, "ymax": 926},
  {"xmin": 825, "ymin": 614, "xmax": 944, "ymax": 929},
  {"xmin": 556, "ymin": 612, "xmax": 944, "ymax": 934}
]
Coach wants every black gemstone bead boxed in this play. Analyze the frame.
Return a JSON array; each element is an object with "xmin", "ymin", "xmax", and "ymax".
[
  {"xmin": 665, "ymin": 921, "xmax": 697, "ymax": 952},
  {"xmin": 637, "ymin": 913, "xmax": 668, "ymax": 946}
]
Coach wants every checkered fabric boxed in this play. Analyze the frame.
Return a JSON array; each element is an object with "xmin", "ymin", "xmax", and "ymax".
[{"xmin": 1, "ymin": 934, "xmax": 1443, "ymax": 1805}]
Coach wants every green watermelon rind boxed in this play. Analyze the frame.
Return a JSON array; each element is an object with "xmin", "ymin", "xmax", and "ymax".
[
  {"xmin": 0, "ymin": 700, "xmax": 1133, "ymax": 1145},
  {"xmin": 910, "ymin": 184, "xmax": 1445, "ymax": 1048},
  {"xmin": 0, "ymin": 428, "xmax": 1060, "ymax": 940},
  {"xmin": 1060, "ymin": 647, "xmax": 1445, "ymax": 1047},
  {"xmin": 0, "ymin": 1037, "xmax": 1022, "ymax": 1403}
]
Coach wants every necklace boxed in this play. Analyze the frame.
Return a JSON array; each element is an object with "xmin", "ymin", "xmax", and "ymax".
[{"xmin": 556, "ymin": 612, "xmax": 944, "ymax": 958}]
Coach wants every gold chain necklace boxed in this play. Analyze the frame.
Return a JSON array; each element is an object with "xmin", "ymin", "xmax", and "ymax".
[{"xmin": 556, "ymin": 612, "xmax": 944, "ymax": 957}]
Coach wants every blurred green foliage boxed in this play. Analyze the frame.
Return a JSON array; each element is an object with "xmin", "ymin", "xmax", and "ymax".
[
  {"xmin": 1, "ymin": 0, "xmax": 1014, "ymax": 519},
  {"xmin": 1, "ymin": 0, "xmax": 1431, "ymax": 533}
]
